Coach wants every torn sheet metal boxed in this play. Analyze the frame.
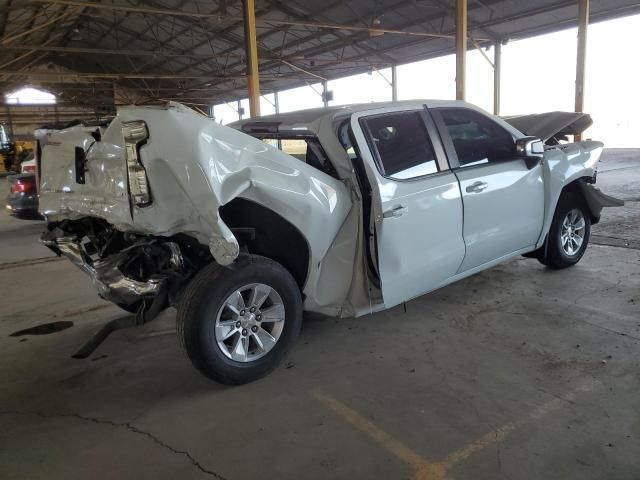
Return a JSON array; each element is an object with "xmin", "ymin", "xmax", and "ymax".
[
  {"xmin": 41, "ymin": 234, "xmax": 166, "ymax": 307},
  {"xmin": 578, "ymin": 181, "xmax": 625, "ymax": 220},
  {"xmin": 39, "ymin": 103, "xmax": 355, "ymax": 314}
]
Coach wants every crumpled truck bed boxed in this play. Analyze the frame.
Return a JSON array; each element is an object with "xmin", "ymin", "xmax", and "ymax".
[{"xmin": 39, "ymin": 103, "xmax": 357, "ymax": 315}]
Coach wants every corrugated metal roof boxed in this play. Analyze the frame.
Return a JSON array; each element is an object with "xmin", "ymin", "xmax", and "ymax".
[{"xmin": 0, "ymin": 0, "xmax": 638, "ymax": 113}]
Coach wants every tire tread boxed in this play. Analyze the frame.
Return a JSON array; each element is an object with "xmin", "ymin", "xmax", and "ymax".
[
  {"xmin": 176, "ymin": 255, "xmax": 301, "ymax": 385},
  {"xmin": 539, "ymin": 192, "xmax": 591, "ymax": 269}
]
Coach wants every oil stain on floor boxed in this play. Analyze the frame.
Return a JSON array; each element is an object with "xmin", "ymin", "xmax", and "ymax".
[{"xmin": 10, "ymin": 321, "xmax": 74, "ymax": 337}]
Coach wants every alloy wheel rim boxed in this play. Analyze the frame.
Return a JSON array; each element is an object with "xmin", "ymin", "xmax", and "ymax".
[
  {"xmin": 561, "ymin": 208, "xmax": 586, "ymax": 256},
  {"xmin": 214, "ymin": 283, "xmax": 285, "ymax": 362}
]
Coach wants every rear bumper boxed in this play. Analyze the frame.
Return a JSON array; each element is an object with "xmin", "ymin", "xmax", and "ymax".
[
  {"xmin": 6, "ymin": 192, "xmax": 39, "ymax": 214},
  {"xmin": 41, "ymin": 233, "xmax": 170, "ymax": 308}
]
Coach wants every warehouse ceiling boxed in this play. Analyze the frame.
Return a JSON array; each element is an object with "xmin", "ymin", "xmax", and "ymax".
[{"xmin": 0, "ymin": 0, "xmax": 639, "ymax": 112}]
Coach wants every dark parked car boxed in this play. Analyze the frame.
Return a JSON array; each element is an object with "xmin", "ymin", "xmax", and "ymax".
[{"xmin": 6, "ymin": 173, "xmax": 39, "ymax": 218}]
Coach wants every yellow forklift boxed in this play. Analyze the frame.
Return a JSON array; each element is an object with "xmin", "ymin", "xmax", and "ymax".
[
  {"xmin": 0, "ymin": 123, "xmax": 15, "ymax": 173},
  {"xmin": 0, "ymin": 124, "xmax": 33, "ymax": 174}
]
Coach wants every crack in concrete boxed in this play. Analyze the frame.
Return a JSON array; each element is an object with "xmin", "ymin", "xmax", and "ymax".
[
  {"xmin": 494, "ymin": 431, "xmax": 503, "ymax": 475},
  {"xmin": 571, "ymin": 317, "xmax": 640, "ymax": 342},
  {"xmin": 559, "ymin": 275, "xmax": 627, "ymax": 323},
  {"xmin": 574, "ymin": 276, "xmax": 626, "ymax": 307},
  {"xmin": 597, "ymin": 165, "xmax": 640, "ymax": 174},
  {"xmin": 534, "ymin": 386, "xmax": 577, "ymax": 405},
  {"xmin": 0, "ymin": 410, "xmax": 228, "ymax": 479},
  {"xmin": 591, "ymin": 235, "xmax": 640, "ymax": 250},
  {"xmin": 0, "ymin": 256, "xmax": 63, "ymax": 271},
  {"xmin": 560, "ymin": 274, "xmax": 640, "ymax": 342}
]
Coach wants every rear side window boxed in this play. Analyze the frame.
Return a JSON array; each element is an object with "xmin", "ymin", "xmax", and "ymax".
[
  {"xmin": 437, "ymin": 108, "xmax": 514, "ymax": 167},
  {"xmin": 260, "ymin": 137, "xmax": 338, "ymax": 178},
  {"xmin": 262, "ymin": 138, "xmax": 307, "ymax": 160},
  {"xmin": 362, "ymin": 111, "xmax": 439, "ymax": 180}
]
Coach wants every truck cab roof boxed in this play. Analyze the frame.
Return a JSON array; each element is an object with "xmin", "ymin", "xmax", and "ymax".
[{"xmin": 230, "ymin": 99, "xmax": 474, "ymax": 135}]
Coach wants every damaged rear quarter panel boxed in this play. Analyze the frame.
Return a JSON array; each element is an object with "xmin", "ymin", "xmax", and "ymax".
[{"xmin": 40, "ymin": 104, "xmax": 353, "ymax": 306}]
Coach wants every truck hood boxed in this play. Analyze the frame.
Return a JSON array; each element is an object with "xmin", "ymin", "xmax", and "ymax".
[{"xmin": 503, "ymin": 112, "xmax": 593, "ymax": 142}]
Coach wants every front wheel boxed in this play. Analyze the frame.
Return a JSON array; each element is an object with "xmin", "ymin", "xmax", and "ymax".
[
  {"xmin": 538, "ymin": 193, "xmax": 591, "ymax": 269},
  {"xmin": 177, "ymin": 255, "xmax": 302, "ymax": 385}
]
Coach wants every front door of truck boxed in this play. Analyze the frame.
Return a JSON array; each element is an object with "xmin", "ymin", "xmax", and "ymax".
[
  {"xmin": 431, "ymin": 107, "xmax": 545, "ymax": 271},
  {"xmin": 350, "ymin": 107, "xmax": 466, "ymax": 309}
]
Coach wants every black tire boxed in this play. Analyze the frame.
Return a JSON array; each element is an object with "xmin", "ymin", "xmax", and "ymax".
[
  {"xmin": 538, "ymin": 193, "xmax": 591, "ymax": 269},
  {"xmin": 177, "ymin": 254, "xmax": 302, "ymax": 385}
]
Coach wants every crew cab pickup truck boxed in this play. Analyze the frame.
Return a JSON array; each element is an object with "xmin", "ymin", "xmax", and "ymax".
[{"xmin": 39, "ymin": 101, "xmax": 622, "ymax": 384}]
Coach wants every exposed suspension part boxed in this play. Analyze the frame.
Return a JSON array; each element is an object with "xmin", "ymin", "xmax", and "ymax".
[{"xmin": 41, "ymin": 218, "xmax": 212, "ymax": 358}]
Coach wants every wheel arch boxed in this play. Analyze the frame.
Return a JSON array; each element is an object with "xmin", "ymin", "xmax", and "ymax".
[
  {"xmin": 218, "ymin": 197, "xmax": 311, "ymax": 291},
  {"xmin": 556, "ymin": 177, "xmax": 612, "ymax": 225},
  {"xmin": 537, "ymin": 177, "xmax": 594, "ymax": 251},
  {"xmin": 558, "ymin": 178, "xmax": 591, "ymax": 215}
]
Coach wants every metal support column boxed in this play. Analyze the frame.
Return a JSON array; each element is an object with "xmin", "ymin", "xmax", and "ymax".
[
  {"xmin": 322, "ymin": 80, "xmax": 329, "ymax": 108},
  {"xmin": 242, "ymin": 0, "xmax": 260, "ymax": 117},
  {"xmin": 237, "ymin": 99, "xmax": 243, "ymax": 120},
  {"xmin": 5, "ymin": 106, "xmax": 13, "ymax": 137},
  {"xmin": 274, "ymin": 91, "xmax": 282, "ymax": 149},
  {"xmin": 493, "ymin": 42, "xmax": 502, "ymax": 116},
  {"xmin": 575, "ymin": 0, "xmax": 589, "ymax": 120},
  {"xmin": 456, "ymin": 0, "xmax": 467, "ymax": 100},
  {"xmin": 391, "ymin": 65, "xmax": 398, "ymax": 101}
]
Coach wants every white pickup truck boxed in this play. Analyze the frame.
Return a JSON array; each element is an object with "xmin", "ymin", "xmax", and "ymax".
[{"xmin": 39, "ymin": 101, "xmax": 622, "ymax": 384}]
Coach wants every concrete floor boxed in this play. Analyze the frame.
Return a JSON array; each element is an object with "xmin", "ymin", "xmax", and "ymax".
[{"xmin": 1, "ymin": 149, "xmax": 638, "ymax": 480}]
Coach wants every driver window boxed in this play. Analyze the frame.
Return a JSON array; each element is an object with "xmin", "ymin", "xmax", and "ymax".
[{"xmin": 437, "ymin": 108, "xmax": 514, "ymax": 167}]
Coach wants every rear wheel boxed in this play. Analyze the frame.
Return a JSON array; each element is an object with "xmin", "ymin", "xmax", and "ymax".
[
  {"xmin": 538, "ymin": 193, "xmax": 591, "ymax": 269},
  {"xmin": 177, "ymin": 255, "xmax": 302, "ymax": 385}
]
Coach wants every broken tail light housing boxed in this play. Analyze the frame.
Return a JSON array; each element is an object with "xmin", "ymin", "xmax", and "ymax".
[
  {"xmin": 21, "ymin": 164, "xmax": 36, "ymax": 174},
  {"xmin": 122, "ymin": 120, "xmax": 151, "ymax": 207}
]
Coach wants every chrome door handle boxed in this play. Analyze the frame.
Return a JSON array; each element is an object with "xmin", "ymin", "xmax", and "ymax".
[
  {"xmin": 383, "ymin": 205, "xmax": 408, "ymax": 218},
  {"xmin": 466, "ymin": 181, "xmax": 488, "ymax": 193}
]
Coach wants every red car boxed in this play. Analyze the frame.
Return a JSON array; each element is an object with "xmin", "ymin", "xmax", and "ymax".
[{"xmin": 6, "ymin": 173, "xmax": 39, "ymax": 218}]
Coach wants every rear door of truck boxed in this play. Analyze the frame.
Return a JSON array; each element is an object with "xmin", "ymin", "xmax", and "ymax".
[{"xmin": 350, "ymin": 105, "xmax": 465, "ymax": 309}]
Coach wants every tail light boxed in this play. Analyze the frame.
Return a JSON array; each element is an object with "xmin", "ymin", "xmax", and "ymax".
[
  {"xmin": 21, "ymin": 164, "xmax": 37, "ymax": 174},
  {"xmin": 11, "ymin": 178, "xmax": 35, "ymax": 194},
  {"xmin": 122, "ymin": 120, "xmax": 151, "ymax": 207}
]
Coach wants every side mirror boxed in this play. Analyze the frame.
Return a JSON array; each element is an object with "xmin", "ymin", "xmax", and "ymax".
[{"xmin": 515, "ymin": 136, "xmax": 544, "ymax": 169}]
